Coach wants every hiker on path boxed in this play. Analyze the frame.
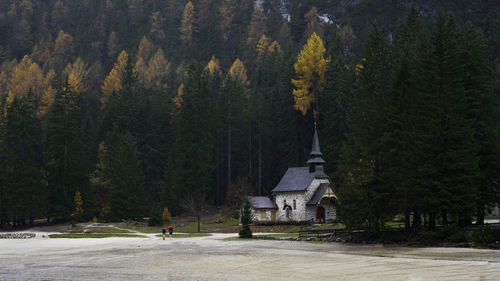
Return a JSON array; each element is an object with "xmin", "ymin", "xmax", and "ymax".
[
  {"xmin": 162, "ymin": 226, "xmax": 166, "ymax": 240},
  {"xmin": 168, "ymin": 226, "xmax": 174, "ymax": 239}
]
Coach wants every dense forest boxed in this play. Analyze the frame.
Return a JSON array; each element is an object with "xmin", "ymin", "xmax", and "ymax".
[{"xmin": 0, "ymin": 0, "xmax": 498, "ymax": 233}]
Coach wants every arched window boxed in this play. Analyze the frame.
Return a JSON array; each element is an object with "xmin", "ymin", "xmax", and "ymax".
[{"xmin": 293, "ymin": 200, "xmax": 296, "ymax": 210}]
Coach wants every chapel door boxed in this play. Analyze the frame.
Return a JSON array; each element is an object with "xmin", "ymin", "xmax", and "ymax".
[{"xmin": 317, "ymin": 206, "xmax": 325, "ymax": 223}]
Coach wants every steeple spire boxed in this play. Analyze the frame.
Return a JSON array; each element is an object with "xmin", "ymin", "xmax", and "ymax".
[{"xmin": 307, "ymin": 126, "xmax": 326, "ymax": 175}]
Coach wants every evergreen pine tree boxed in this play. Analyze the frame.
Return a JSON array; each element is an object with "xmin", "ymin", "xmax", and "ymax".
[
  {"xmin": 239, "ymin": 198, "xmax": 253, "ymax": 238},
  {"xmin": 0, "ymin": 93, "xmax": 44, "ymax": 226},
  {"xmin": 338, "ymin": 23, "xmax": 391, "ymax": 233},
  {"xmin": 46, "ymin": 84, "xmax": 93, "ymax": 221}
]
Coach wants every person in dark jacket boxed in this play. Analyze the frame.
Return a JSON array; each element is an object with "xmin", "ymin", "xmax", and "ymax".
[
  {"xmin": 162, "ymin": 227, "xmax": 166, "ymax": 240},
  {"xmin": 168, "ymin": 226, "xmax": 174, "ymax": 239}
]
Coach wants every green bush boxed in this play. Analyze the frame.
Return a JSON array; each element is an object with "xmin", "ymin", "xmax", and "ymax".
[{"xmin": 472, "ymin": 225, "xmax": 494, "ymax": 246}]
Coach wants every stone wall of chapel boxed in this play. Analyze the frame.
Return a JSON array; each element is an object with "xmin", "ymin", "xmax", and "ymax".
[
  {"xmin": 275, "ymin": 192, "xmax": 305, "ymax": 221},
  {"xmin": 304, "ymin": 178, "xmax": 330, "ymax": 203},
  {"xmin": 274, "ymin": 178, "xmax": 331, "ymax": 222},
  {"xmin": 250, "ymin": 209, "xmax": 275, "ymax": 222},
  {"xmin": 324, "ymin": 204, "xmax": 337, "ymax": 221}
]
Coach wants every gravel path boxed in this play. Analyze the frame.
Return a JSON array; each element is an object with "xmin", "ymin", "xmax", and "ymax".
[{"xmin": 1, "ymin": 232, "xmax": 499, "ymax": 280}]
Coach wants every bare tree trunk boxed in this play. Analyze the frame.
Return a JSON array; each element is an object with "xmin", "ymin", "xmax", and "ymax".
[
  {"xmin": 258, "ymin": 137, "xmax": 262, "ymax": 196},
  {"xmin": 227, "ymin": 110, "xmax": 231, "ymax": 187},
  {"xmin": 249, "ymin": 127, "xmax": 252, "ymax": 182},
  {"xmin": 216, "ymin": 145, "xmax": 220, "ymax": 206},
  {"xmin": 197, "ymin": 215, "xmax": 200, "ymax": 233}
]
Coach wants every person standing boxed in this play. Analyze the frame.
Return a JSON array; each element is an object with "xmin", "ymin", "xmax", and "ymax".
[
  {"xmin": 162, "ymin": 226, "xmax": 166, "ymax": 240},
  {"xmin": 168, "ymin": 225, "xmax": 174, "ymax": 239}
]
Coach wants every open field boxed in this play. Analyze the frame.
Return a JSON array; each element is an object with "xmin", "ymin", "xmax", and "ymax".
[{"xmin": 1, "ymin": 230, "xmax": 500, "ymax": 280}]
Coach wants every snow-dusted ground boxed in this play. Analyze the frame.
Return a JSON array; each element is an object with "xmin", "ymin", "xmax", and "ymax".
[{"xmin": 1, "ymin": 232, "xmax": 500, "ymax": 280}]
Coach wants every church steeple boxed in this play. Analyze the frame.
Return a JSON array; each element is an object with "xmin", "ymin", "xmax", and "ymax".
[{"xmin": 307, "ymin": 125, "xmax": 326, "ymax": 175}]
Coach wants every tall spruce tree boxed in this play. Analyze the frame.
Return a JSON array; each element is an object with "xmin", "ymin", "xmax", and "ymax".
[
  {"xmin": 379, "ymin": 9, "xmax": 422, "ymax": 231},
  {"xmin": 103, "ymin": 128, "xmax": 145, "ymax": 220},
  {"xmin": 339, "ymin": 23, "xmax": 391, "ymax": 233},
  {"xmin": 413, "ymin": 13, "xmax": 479, "ymax": 229},
  {"xmin": 169, "ymin": 62, "xmax": 215, "ymax": 215},
  {"xmin": 46, "ymin": 84, "xmax": 92, "ymax": 221},
  {"xmin": 321, "ymin": 27, "xmax": 354, "ymax": 178},
  {"xmin": 460, "ymin": 23, "xmax": 500, "ymax": 224},
  {"xmin": 0, "ymin": 93, "xmax": 44, "ymax": 226}
]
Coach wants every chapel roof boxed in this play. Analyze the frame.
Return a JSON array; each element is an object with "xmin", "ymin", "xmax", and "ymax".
[
  {"xmin": 306, "ymin": 183, "xmax": 330, "ymax": 205},
  {"xmin": 248, "ymin": 196, "xmax": 278, "ymax": 209},
  {"xmin": 271, "ymin": 167, "xmax": 315, "ymax": 193}
]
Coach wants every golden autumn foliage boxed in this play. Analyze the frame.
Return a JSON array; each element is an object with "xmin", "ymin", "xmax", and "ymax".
[
  {"xmin": 64, "ymin": 57, "xmax": 89, "ymax": 94},
  {"xmin": 173, "ymin": 83, "xmax": 184, "ymax": 108},
  {"xmin": 39, "ymin": 69, "xmax": 56, "ymax": 118},
  {"xmin": 145, "ymin": 49, "xmax": 170, "ymax": 91},
  {"xmin": 136, "ymin": 36, "xmax": 154, "ymax": 62},
  {"xmin": 74, "ymin": 191, "xmax": 84, "ymax": 216},
  {"xmin": 8, "ymin": 55, "xmax": 44, "ymax": 100},
  {"xmin": 180, "ymin": 1, "xmax": 196, "ymax": 45},
  {"xmin": 268, "ymin": 41, "xmax": 282, "ymax": 54},
  {"xmin": 228, "ymin": 58, "xmax": 249, "ymax": 86},
  {"xmin": 162, "ymin": 207, "xmax": 172, "ymax": 224},
  {"xmin": 5, "ymin": 55, "xmax": 56, "ymax": 117},
  {"xmin": 292, "ymin": 33, "xmax": 329, "ymax": 117},
  {"xmin": 101, "ymin": 50, "xmax": 128, "ymax": 107},
  {"xmin": 255, "ymin": 35, "xmax": 271, "ymax": 63},
  {"xmin": 356, "ymin": 58, "xmax": 366, "ymax": 76},
  {"xmin": 136, "ymin": 45, "xmax": 170, "ymax": 91},
  {"xmin": 205, "ymin": 56, "xmax": 221, "ymax": 75}
]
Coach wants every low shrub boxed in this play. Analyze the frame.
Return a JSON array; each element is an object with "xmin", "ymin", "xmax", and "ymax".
[{"xmin": 472, "ymin": 225, "xmax": 494, "ymax": 246}]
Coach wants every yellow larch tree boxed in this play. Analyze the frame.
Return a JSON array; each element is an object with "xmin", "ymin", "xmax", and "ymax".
[
  {"xmin": 173, "ymin": 83, "xmax": 184, "ymax": 109},
  {"xmin": 101, "ymin": 50, "xmax": 128, "ymax": 107},
  {"xmin": 136, "ymin": 36, "xmax": 154, "ymax": 62},
  {"xmin": 228, "ymin": 58, "xmax": 249, "ymax": 87},
  {"xmin": 255, "ymin": 35, "xmax": 271, "ymax": 63},
  {"xmin": 268, "ymin": 41, "xmax": 282, "ymax": 54},
  {"xmin": 64, "ymin": 57, "xmax": 89, "ymax": 94},
  {"xmin": 7, "ymin": 55, "xmax": 46, "ymax": 107},
  {"xmin": 74, "ymin": 191, "xmax": 84, "ymax": 217},
  {"xmin": 39, "ymin": 69, "xmax": 56, "ymax": 118},
  {"xmin": 180, "ymin": 1, "xmax": 196, "ymax": 46},
  {"xmin": 205, "ymin": 56, "xmax": 221, "ymax": 75},
  {"xmin": 145, "ymin": 48, "xmax": 170, "ymax": 91},
  {"xmin": 292, "ymin": 32, "xmax": 329, "ymax": 119}
]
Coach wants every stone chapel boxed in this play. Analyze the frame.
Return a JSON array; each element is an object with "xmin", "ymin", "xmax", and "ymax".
[{"xmin": 247, "ymin": 128, "xmax": 337, "ymax": 223}]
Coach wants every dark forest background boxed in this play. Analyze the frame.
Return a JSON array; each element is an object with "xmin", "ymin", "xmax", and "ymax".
[{"xmin": 0, "ymin": 0, "xmax": 498, "ymax": 232}]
